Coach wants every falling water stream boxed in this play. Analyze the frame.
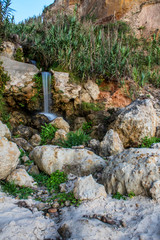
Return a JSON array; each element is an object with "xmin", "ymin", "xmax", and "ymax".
[{"xmin": 40, "ymin": 72, "xmax": 57, "ymax": 121}]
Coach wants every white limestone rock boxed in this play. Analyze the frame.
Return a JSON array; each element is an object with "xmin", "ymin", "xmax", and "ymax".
[
  {"xmin": 7, "ymin": 169, "xmax": 37, "ymax": 188},
  {"xmin": 109, "ymin": 99, "xmax": 157, "ymax": 147},
  {"xmin": 74, "ymin": 175, "xmax": 107, "ymax": 200},
  {"xmin": 100, "ymin": 129, "xmax": 124, "ymax": 157},
  {"xmin": 30, "ymin": 146, "xmax": 106, "ymax": 176},
  {"xmin": 0, "ymin": 120, "xmax": 11, "ymax": 139},
  {"xmin": 51, "ymin": 117, "xmax": 70, "ymax": 133},
  {"xmin": 102, "ymin": 148, "xmax": 160, "ymax": 200},
  {"xmin": 0, "ymin": 137, "xmax": 20, "ymax": 180}
]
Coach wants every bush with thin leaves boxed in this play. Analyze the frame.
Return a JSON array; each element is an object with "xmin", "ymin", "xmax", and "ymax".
[{"xmin": 58, "ymin": 129, "xmax": 90, "ymax": 148}]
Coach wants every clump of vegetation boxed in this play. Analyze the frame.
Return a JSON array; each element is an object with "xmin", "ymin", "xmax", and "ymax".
[
  {"xmin": 112, "ymin": 191, "xmax": 135, "ymax": 200},
  {"xmin": 81, "ymin": 102, "xmax": 104, "ymax": 112},
  {"xmin": 46, "ymin": 170, "xmax": 67, "ymax": 192},
  {"xmin": 140, "ymin": 136, "xmax": 160, "ymax": 148},
  {"xmin": 31, "ymin": 171, "xmax": 80, "ymax": 206},
  {"xmin": 112, "ymin": 192, "xmax": 126, "ymax": 200},
  {"xmin": 0, "ymin": 62, "xmax": 11, "ymax": 127},
  {"xmin": 82, "ymin": 121, "xmax": 92, "ymax": 134},
  {"xmin": 14, "ymin": 47, "xmax": 24, "ymax": 62},
  {"xmin": 57, "ymin": 129, "xmax": 90, "ymax": 148},
  {"xmin": 0, "ymin": 180, "xmax": 35, "ymax": 199},
  {"xmin": 40, "ymin": 123, "xmax": 57, "ymax": 144}
]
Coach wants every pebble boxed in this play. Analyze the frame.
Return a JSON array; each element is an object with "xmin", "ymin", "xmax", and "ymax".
[
  {"xmin": 120, "ymin": 220, "xmax": 127, "ymax": 227},
  {"xmin": 65, "ymin": 200, "xmax": 71, "ymax": 207},
  {"xmin": 48, "ymin": 208, "xmax": 57, "ymax": 213}
]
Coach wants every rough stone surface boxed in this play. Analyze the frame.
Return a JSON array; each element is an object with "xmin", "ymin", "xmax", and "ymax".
[
  {"xmin": 109, "ymin": 99, "xmax": 157, "ymax": 147},
  {"xmin": 54, "ymin": 129, "xmax": 67, "ymax": 140},
  {"xmin": 74, "ymin": 117, "xmax": 87, "ymax": 131},
  {"xmin": 58, "ymin": 195, "xmax": 160, "ymax": 240},
  {"xmin": 151, "ymin": 143, "xmax": 160, "ymax": 149},
  {"xmin": 84, "ymin": 80, "xmax": 100, "ymax": 101},
  {"xmin": 30, "ymin": 146, "xmax": 106, "ymax": 176},
  {"xmin": 100, "ymin": 129, "xmax": 124, "ymax": 157},
  {"xmin": 53, "ymin": 71, "xmax": 82, "ymax": 103},
  {"xmin": 13, "ymin": 138, "xmax": 33, "ymax": 152},
  {"xmin": 29, "ymin": 134, "xmax": 41, "ymax": 147},
  {"xmin": 0, "ymin": 137, "xmax": 20, "ymax": 180},
  {"xmin": 102, "ymin": 148, "xmax": 160, "ymax": 200},
  {"xmin": 7, "ymin": 169, "xmax": 37, "ymax": 188},
  {"xmin": 51, "ymin": 117, "xmax": 70, "ymax": 133},
  {"xmin": 46, "ymin": 1, "xmax": 160, "ymax": 37},
  {"xmin": 88, "ymin": 139, "xmax": 100, "ymax": 155},
  {"xmin": 1, "ymin": 41, "xmax": 18, "ymax": 59},
  {"xmin": 0, "ymin": 192, "xmax": 59, "ymax": 240},
  {"xmin": 12, "ymin": 125, "xmax": 37, "ymax": 140},
  {"xmin": 0, "ymin": 56, "xmax": 39, "ymax": 111},
  {"xmin": 74, "ymin": 175, "xmax": 107, "ymax": 200},
  {"xmin": 0, "ymin": 120, "xmax": 11, "ymax": 139}
]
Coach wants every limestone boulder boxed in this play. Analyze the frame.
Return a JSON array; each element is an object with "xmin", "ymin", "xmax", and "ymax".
[
  {"xmin": 0, "ymin": 137, "xmax": 20, "ymax": 180},
  {"xmin": 29, "ymin": 134, "xmax": 41, "ymax": 147},
  {"xmin": 74, "ymin": 175, "xmax": 107, "ymax": 200},
  {"xmin": 102, "ymin": 148, "xmax": 160, "ymax": 200},
  {"xmin": 109, "ymin": 99, "xmax": 157, "ymax": 147},
  {"xmin": 13, "ymin": 138, "xmax": 33, "ymax": 152},
  {"xmin": 100, "ymin": 129, "xmax": 124, "ymax": 157},
  {"xmin": 53, "ymin": 71, "xmax": 82, "ymax": 103},
  {"xmin": 0, "ymin": 56, "xmax": 39, "ymax": 111},
  {"xmin": 84, "ymin": 80, "xmax": 100, "ymax": 101},
  {"xmin": 1, "ymin": 41, "xmax": 17, "ymax": 59},
  {"xmin": 30, "ymin": 146, "xmax": 106, "ymax": 176},
  {"xmin": 51, "ymin": 117, "xmax": 70, "ymax": 133},
  {"xmin": 7, "ymin": 169, "xmax": 37, "ymax": 188},
  {"xmin": 54, "ymin": 129, "xmax": 67, "ymax": 141},
  {"xmin": 0, "ymin": 120, "xmax": 11, "ymax": 139}
]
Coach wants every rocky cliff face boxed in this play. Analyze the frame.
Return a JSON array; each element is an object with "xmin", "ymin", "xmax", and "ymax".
[{"xmin": 44, "ymin": 0, "xmax": 160, "ymax": 36}]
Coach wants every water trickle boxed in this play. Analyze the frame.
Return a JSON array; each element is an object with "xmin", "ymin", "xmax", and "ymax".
[{"xmin": 41, "ymin": 72, "xmax": 57, "ymax": 121}]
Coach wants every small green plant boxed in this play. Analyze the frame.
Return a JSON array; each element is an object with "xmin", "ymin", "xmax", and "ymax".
[
  {"xmin": 58, "ymin": 129, "xmax": 90, "ymax": 148},
  {"xmin": 140, "ymin": 136, "xmax": 160, "ymax": 148},
  {"xmin": 112, "ymin": 192, "xmax": 126, "ymax": 200},
  {"xmin": 31, "ymin": 172, "xmax": 50, "ymax": 187},
  {"xmin": 46, "ymin": 170, "xmax": 67, "ymax": 192},
  {"xmin": 49, "ymin": 192, "xmax": 81, "ymax": 206},
  {"xmin": 82, "ymin": 121, "xmax": 92, "ymax": 134},
  {"xmin": 128, "ymin": 191, "xmax": 135, "ymax": 198},
  {"xmin": 0, "ymin": 180, "xmax": 35, "ymax": 199},
  {"xmin": 40, "ymin": 123, "xmax": 57, "ymax": 144},
  {"xmin": 14, "ymin": 48, "xmax": 24, "ymax": 62},
  {"xmin": 81, "ymin": 102, "xmax": 104, "ymax": 112}
]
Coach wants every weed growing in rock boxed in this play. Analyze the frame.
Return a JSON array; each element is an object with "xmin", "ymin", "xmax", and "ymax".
[
  {"xmin": 58, "ymin": 129, "xmax": 90, "ymax": 148},
  {"xmin": 14, "ymin": 48, "xmax": 24, "ymax": 62},
  {"xmin": 112, "ymin": 192, "xmax": 126, "ymax": 200},
  {"xmin": 81, "ymin": 102, "xmax": 104, "ymax": 112},
  {"xmin": 140, "ymin": 136, "xmax": 160, "ymax": 148},
  {"xmin": 48, "ymin": 192, "xmax": 81, "ymax": 207},
  {"xmin": 82, "ymin": 121, "xmax": 92, "ymax": 134},
  {"xmin": 0, "ymin": 180, "xmax": 35, "ymax": 199},
  {"xmin": 40, "ymin": 123, "xmax": 57, "ymax": 144},
  {"xmin": 46, "ymin": 170, "xmax": 67, "ymax": 192}
]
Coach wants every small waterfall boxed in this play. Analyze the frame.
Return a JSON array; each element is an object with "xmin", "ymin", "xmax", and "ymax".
[
  {"xmin": 42, "ymin": 72, "xmax": 52, "ymax": 113},
  {"xmin": 41, "ymin": 72, "xmax": 57, "ymax": 121}
]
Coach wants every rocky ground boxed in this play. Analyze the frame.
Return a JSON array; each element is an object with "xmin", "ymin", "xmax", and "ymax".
[{"xmin": 0, "ymin": 190, "xmax": 160, "ymax": 240}]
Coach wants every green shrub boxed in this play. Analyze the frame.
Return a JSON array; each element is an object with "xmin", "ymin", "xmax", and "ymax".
[
  {"xmin": 46, "ymin": 170, "xmax": 67, "ymax": 192},
  {"xmin": 14, "ymin": 48, "xmax": 24, "ymax": 62},
  {"xmin": 0, "ymin": 180, "xmax": 35, "ymax": 199},
  {"xmin": 40, "ymin": 123, "xmax": 57, "ymax": 144},
  {"xmin": 82, "ymin": 121, "xmax": 92, "ymax": 134},
  {"xmin": 140, "ymin": 136, "xmax": 160, "ymax": 148},
  {"xmin": 58, "ymin": 129, "xmax": 90, "ymax": 148},
  {"xmin": 81, "ymin": 102, "xmax": 104, "ymax": 112},
  {"xmin": 112, "ymin": 192, "xmax": 126, "ymax": 200}
]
